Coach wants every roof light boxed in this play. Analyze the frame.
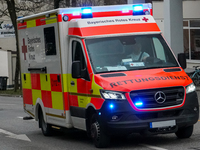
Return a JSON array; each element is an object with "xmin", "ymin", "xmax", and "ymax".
[
  {"xmin": 133, "ymin": 5, "xmax": 143, "ymax": 11},
  {"xmin": 20, "ymin": 20, "xmax": 24, "ymax": 23},
  {"xmin": 133, "ymin": 5, "xmax": 143, "ymax": 15},
  {"xmin": 82, "ymin": 8, "xmax": 92, "ymax": 14},
  {"xmin": 63, "ymin": 15, "xmax": 68, "ymax": 22},
  {"xmin": 45, "ymin": 14, "xmax": 50, "ymax": 18},
  {"xmin": 81, "ymin": 7, "xmax": 93, "ymax": 19}
]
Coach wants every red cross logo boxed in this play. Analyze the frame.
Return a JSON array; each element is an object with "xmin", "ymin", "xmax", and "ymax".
[
  {"xmin": 142, "ymin": 17, "xmax": 149, "ymax": 22},
  {"xmin": 22, "ymin": 38, "xmax": 27, "ymax": 60}
]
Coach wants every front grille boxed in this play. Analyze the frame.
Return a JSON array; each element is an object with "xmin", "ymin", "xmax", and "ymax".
[
  {"xmin": 136, "ymin": 110, "xmax": 183, "ymax": 120},
  {"xmin": 130, "ymin": 86, "xmax": 185, "ymax": 109}
]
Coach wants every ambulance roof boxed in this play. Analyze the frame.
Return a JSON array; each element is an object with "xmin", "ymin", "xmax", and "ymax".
[
  {"xmin": 17, "ymin": 3, "xmax": 152, "ymax": 21},
  {"xmin": 68, "ymin": 15, "xmax": 161, "ymax": 38},
  {"xmin": 17, "ymin": 3, "xmax": 160, "ymax": 37}
]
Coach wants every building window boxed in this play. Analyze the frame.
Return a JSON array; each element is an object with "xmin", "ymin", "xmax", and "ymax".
[
  {"xmin": 183, "ymin": 20, "xmax": 200, "ymax": 60},
  {"xmin": 44, "ymin": 27, "xmax": 57, "ymax": 56},
  {"xmin": 183, "ymin": 21, "xmax": 188, "ymax": 27},
  {"xmin": 191, "ymin": 29, "xmax": 200, "ymax": 60}
]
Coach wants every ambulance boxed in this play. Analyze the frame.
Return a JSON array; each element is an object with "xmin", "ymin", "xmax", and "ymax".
[{"xmin": 17, "ymin": 3, "xmax": 199, "ymax": 148}]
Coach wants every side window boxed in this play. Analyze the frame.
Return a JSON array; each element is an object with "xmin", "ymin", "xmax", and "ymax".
[
  {"xmin": 153, "ymin": 37, "xmax": 166, "ymax": 62},
  {"xmin": 44, "ymin": 27, "xmax": 56, "ymax": 55},
  {"xmin": 72, "ymin": 41, "xmax": 86, "ymax": 70}
]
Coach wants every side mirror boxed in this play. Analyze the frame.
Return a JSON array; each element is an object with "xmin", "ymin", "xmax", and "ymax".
[
  {"xmin": 72, "ymin": 61, "xmax": 81, "ymax": 78},
  {"xmin": 178, "ymin": 53, "xmax": 186, "ymax": 69},
  {"xmin": 71, "ymin": 61, "xmax": 91, "ymax": 81}
]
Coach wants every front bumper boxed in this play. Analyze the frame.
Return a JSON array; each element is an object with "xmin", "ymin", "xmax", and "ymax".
[{"xmin": 97, "ymin": 91, "xmax": 199, "ymax": 136}]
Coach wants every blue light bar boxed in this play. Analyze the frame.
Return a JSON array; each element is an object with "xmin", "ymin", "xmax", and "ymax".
[
  {"xmin": 81, "ymin": 7, "xmax": 93, "ymax": 19},
  {"xmin": 133, "ymin": 6, "xmax": 143, "ymax": 11},
  {"xmin": 133, "ymin": 5, "xmax": 143, "ymax": 15},
  {"xmin": 82, "ymin": 8, "xmax": 92, "ymax": 14},
  {"xmin": 135, "ymin": 102, "xmax": 143, "ymax": 107}
]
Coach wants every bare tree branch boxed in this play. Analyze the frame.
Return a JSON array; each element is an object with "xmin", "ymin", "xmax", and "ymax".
[{"xmin": 0, "ymin": 0, "xmax": 54, "ymax": 91}]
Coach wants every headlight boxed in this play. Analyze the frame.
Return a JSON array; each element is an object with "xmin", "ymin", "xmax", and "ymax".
[
  {"xmin": 186, "ymin": 83, "xmax": 196, "ymax": 94},
  {"xmin": 100, "ymin": 90, "xmax": 126, "ymax": 100}
]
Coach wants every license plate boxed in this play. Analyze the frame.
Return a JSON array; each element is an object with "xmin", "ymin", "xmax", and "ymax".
[{"xmin": 150, "ymin": 120, "xmax": 176, "ymax": 128}]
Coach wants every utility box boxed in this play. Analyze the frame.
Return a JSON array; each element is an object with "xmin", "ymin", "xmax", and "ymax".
[{"xmin": 0, "ymin": 76, "xmax": 8, "ymax": 90}]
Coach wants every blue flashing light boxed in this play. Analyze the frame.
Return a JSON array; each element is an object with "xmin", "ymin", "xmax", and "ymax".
[
  {"xmin": 135, "ymin": 102, "xmax": 143, "ymax": 107},
  {"xmin": 133, "ymin": 6, "xmax": 143, "ymax": 11},
  {"xmin": 82, "ymin": 8, "xmax": 92, "ymax": 14},
  {"xmin": 81, "ymin": 7, "xmax": 93, "ymax": 19},
  {"xmin": 133, "ymin": 5, "xmax": 143, "ymax": 15},
  {"xmin": 109, "ymin": 104, "xmax": 114, "ymax": 109},
  {"xmin": 99, "ymin": 112, "xmax": 101, "ymax": 115}
]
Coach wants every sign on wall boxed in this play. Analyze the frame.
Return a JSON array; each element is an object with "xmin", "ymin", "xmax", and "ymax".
[{"xmin": 0, "ymin": 21, "xmax": 15, "ymax": 38}]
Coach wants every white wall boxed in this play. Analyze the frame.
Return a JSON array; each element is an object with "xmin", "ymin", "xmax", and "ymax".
[
  {"xmin": 0, "ymin": 50, "xmax": 8, "ymax": 77},
  {"xmin": 183, "ymin": 1, "xmax": 200, "ymax": 19},
  {"xmin": 153, "ymin": 1, "xmax": 200, "ymax": 69},
  {"xmin": 0, "ymin": 38, "xmax": 16, "ymax": 51},
  {"xmin": 153, "ymin": 1, "xmax": 200, "ymax": 19},
  {"xmin": 152, "ymin": 2, "xmax": 164, "ymax": 19}
]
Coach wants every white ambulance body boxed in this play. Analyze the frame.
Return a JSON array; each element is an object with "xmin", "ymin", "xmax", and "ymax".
[{"xmin": 17, "ymin": 4, "xmax": 199, "ymax": 148}]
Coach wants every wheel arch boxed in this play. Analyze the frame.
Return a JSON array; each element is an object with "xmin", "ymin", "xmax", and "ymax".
[
  {"xmin": 34, "ymin": 98, "xmax": 46, "ymax": 122},
  {"xmin": 86, "ymin": 105, "xmax": 97, "ymax": 133}
]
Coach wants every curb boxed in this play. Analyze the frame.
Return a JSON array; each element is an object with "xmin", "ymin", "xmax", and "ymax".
[{"xmin": 0, "ymin": 94, "xmax": 22, "ymax": 97}]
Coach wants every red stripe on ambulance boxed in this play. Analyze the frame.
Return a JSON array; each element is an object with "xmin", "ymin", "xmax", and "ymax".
[
  {"xmin": 69, "ymin": 23, "xmax": 160, "ymax": 37},
  {"xmin": 93, "ymin": 10, "xmax": 133, "ymax": 18}
]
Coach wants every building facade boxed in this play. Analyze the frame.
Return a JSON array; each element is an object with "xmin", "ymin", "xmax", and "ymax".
[
  {"xmin": 0, "ymin": 16, "xmax": 16, "ymax": 88},
  {"xmin": 152, "ymin": 1, "xmax": 200, "ymax": 68}
]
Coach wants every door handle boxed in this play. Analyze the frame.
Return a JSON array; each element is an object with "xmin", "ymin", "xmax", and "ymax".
[
  {"xmin": 71, "ymin": 81, "xmax": 75, "ymax": 86},
  {"xmin": 24, "ymin": 74, "xmax": 26, "ymax": 81}
]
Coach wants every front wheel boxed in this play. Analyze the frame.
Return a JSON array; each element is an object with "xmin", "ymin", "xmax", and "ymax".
[
  {"xmin": 90, "ymin": 114, "xmax": 110, "ymax": 148},
  {"xmin": 175, "ymin": 125, "xmax": 194, "ymax": 138},
  {"xmin": 39, "ymin": 111, "xmax": 52, "ymax": 136}
]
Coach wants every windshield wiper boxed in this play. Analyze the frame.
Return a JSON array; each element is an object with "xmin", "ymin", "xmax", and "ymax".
[{"xmin": 96, "ymin": 70, "xmax": 126, "ymax": 74}]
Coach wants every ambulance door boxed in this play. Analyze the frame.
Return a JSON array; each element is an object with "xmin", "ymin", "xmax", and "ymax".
[
  {"xmin": 41, "ymin": 25, "xmax": 65, "ymax": 124},
  {"xmin": 68, "ymin": 38, "xmax": 91, "ymax": 130}
]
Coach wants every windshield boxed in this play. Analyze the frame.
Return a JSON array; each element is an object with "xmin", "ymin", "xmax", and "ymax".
[{"xmin": 85, "ymin": 34, "xmax": 179, "ymax": 74}]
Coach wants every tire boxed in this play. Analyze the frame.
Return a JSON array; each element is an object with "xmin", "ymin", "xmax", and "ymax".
[
  {"xmin": 175, "ymin": 125, "xmax": 193, "ymax": 139},
  {"xmin": 39, "ymin": 111, "xmax": 52, "ymax": 136},
  {"xmin": 90, "ymin": 114, "xmax": 110, "ymax": 148}
]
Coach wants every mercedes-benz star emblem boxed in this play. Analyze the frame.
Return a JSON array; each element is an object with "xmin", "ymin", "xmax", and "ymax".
[{"xmin": 154, "ymin": 91, "xmax": 166, "ymax": 104}]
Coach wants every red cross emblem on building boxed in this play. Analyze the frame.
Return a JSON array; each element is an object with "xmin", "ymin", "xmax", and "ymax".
[
  {"xmin": 142, "ymin": 17, "xmax": 149, "ymax": 22},
  {"xmin": 22, "ymin": 38, "xmax": 27, "ymax": 60}
]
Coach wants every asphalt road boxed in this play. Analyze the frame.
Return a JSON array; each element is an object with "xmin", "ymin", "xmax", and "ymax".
[{"xmin": 0, "ymin": 92, "xmax": 200, "ymax": 150}]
